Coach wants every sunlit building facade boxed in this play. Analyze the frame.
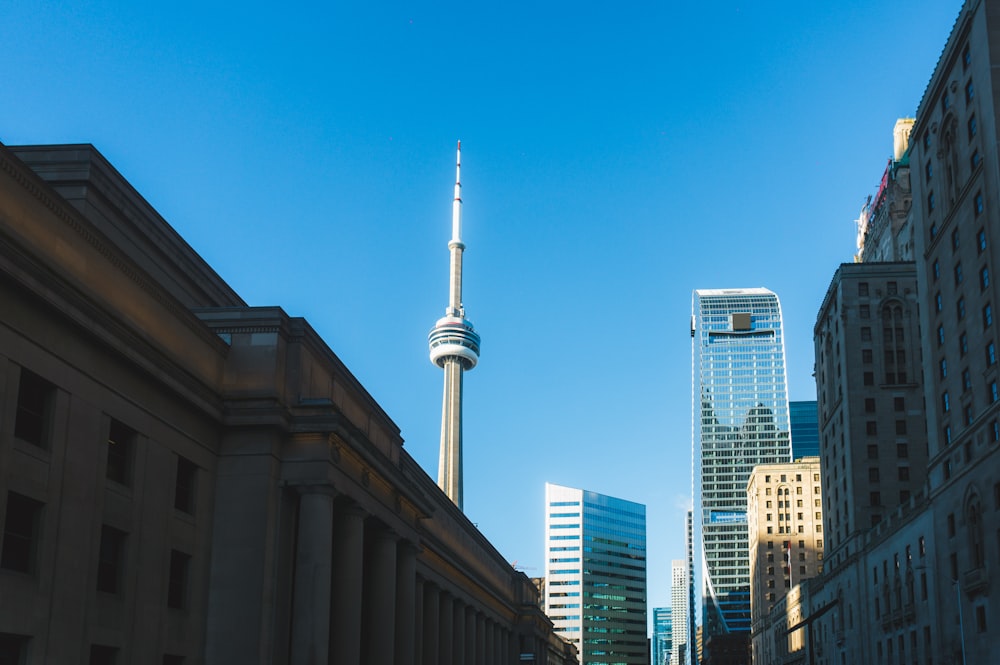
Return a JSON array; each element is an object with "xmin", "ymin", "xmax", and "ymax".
[
  {"xmin": 691, "ymin": 288, "xmax": 792, "ymax": 652},
  {"xmin": 544, "ymin": 483, "xmax": 647, "ymax": 664},
  {"xmin": 669, "ymin": 559, "xmax": 688, "ymax": 665}
]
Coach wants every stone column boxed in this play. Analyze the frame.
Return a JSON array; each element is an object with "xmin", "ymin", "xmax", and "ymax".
[
  {"xmin": 439, "ymin": 591, "xmax": 454, "ymax": 665},
  {"xmin": 476, "ymin": 613, "xmax": 486, "ymax": 664},
  {"xmin": 452, "ymin": 599, "xmax": 466, "ymax": 665},
  {"xmin": 331, "ymin": 503, "xmax": 366, "ymax": 665},
  {"xmin": 422, "ymin": 583, "xmax": 440, "ymax": 665},
  {"xmin": 395, "ymin": 542, "xmax": 418, "ymax": 665},
  {"xmin": 464, "ymin": 606, "xmax": 476, "ymax": 664},
  {"xmin": 485, "ymin": 618, "xmax": 495, "ymax": 665},
  {"xmin": 363, "ymin": 525, "xmax": 398, "ymax": 665},
  {"xmin": 290, "ymin": 485, "xmax": 336, "ymax": 665}
]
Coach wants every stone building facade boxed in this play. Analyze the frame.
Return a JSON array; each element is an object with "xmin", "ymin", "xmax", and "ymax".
[{"xmin": 0, "ymin": 143, "xmax": 576, "ymax": 665}]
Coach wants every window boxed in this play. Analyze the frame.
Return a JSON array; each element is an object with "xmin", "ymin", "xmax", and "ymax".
[
  {"xmin": 982, "ymin": 266, "xmax": 990, "ymax": 290},
  {"xmin": 895, "ymin": 420, "xmax": 907, "ymax": 435},
  {"xmin": 89, "ymin": 645, "xmax": 119, "ymax": 665},
  {"xmin": 972, "ymin": 149, "xmax": 981, "ymax": 170},
  {"xmin": 174, "ymin": 457, "xmax": 197, "ymax": 514},
  {"xmin": 869, "ymin": 468, "xmax": 880, "ymax": 482},
  {"xmin": 936, "ymin": 293, "xmax": 943, "ymax": 312},
  {"xmin": 887, "ymin": 281, "xmax": 898, "ymax": 295},
  {"xmin": 967, "ymin": 79, "xmax": 975, "ymax": 103},
  {"xmin": 985, "ymin": 303, "xmax": 993, "ymax": 328},
  {"xmin": 925, "ymin": 160, "xmax": 933, "ymax": 181},
  {"xmin": 14, "ymin": 369, "xmax": 54, "ymax": 448},
  {"xmin": 871, "ymin": 491, "xmax": 881, "ymax": 506},
  {"xmin": 942, "ymin": 92, "xmax": 951, "ymax": 111},
  {"xmin": 897, "ymin": 443, "xmax": 908, "ymax": 458},
  {"xmin": 933, "ymin": 259, "xmax": 941, "ymax": 281},
  {"xmin": 942, "ymin": 391, "xmax": 950, "ymax": 412},
  {"xmin": 969, "ymin": 114, "xmax": 978, "ymax": 140},
  {"xmin": 861, "ymin": 326, "xmax": 872, "ymax": 341},
  {"xmin": 97, "ymin": 526, "xmax": 127, "ymax": 594},
  {"xmin": 865, "ymin": 398, "xmax": 876, "ymax": 412},
  {"xmin": 866, "ymin": 421, "xmax": 877, "ymax": 435},
  {"xmin": 964, "ymin": 42, "xmax": 972, "ymax": 68},
  {"xmin": 958, "ymin": 297, "xmax": 967, "ymax": 320},
  {"xmin": 868, "ymin": 444, "xmax": 879, "ymax": 460},
  {"xmin": 979, "ymin": 228, "xmax": 987, "ymax": 253},
  {"xmin": 163, "ymin": 656, "xmax": 185, "ymax": 665},
  {"xmin": 954, "ymin": 228, "xmax": 961, "ymax": 252},
  {"xmin": 0, "ymin": 634, "xmax": 30, "ymax": 665},
  {"xmin": 106, "ymin": 420, "xmax": 135, "ymax": 487},
  {"xmin": 990, "ymin": 380, "xmax": 998, "ymax": 403},
  {"xmin": 961, "ymin": 332, "xmax": 969, "ymax": 355},
  {"xmin": 863, "ymin": 348, "xmax": 873, "ymax": 363},
  {"xmin": 928, "ymin": 191, "xmax": 936, "ymax": 212},
  {"xmin": 931, "ymin": 222, "xmax": 938, "ymax": 240},
  {"xmin": 864, "ymin": 372, "xmax": 874, "ymax": 386},
  {"xmin": 947, "ymin": 513, "xmax": 956, "ymax": 537},
  {"xmin": 895, "ymin": 397, "xmax": 905, "ymax": 411},
  {"xmin": 987, "ymin": 342, "xmax": 996, "ymax": 365},
  {"xmin": 859, "ymin": 282, "xmax": 869, "ymax": 296},
  {"xmin": 976, "ymin": 606, "xmax": 987, "ymax": 633},
  {"xmin": 167, "ymin": 550, "xmax": 191, "ymax": 609},
  {"xmin": 975, "ymin": 191, "xmax": 984, "ymax": 215},
  {"xmin": 860, "ymin": 304, "xmax": 870, "ymax": 319},
  {"xmin": 945, "ymin": 425, "xmax": 953, "ymax": 445},
  {"xmin": 956, "ymin": 263, "xmax": 964, "ymax": 285},
  {"xmin": 938, "ymin": 325, "xmax": 945, "ymax": 346},
  {"xmin": 898, "ymin": 467, "xmax": 910, "ymax": 481},
  {"xmin": 963, "ymin": 368, "xmax": 972, "ymax": 391},
  {"xmin": 1, "ymin": 492, "xmax": 43, "ymax": 573},
  {"xmin": 940, "ymin": 358, "xmax": 948, "ymax": 379}
]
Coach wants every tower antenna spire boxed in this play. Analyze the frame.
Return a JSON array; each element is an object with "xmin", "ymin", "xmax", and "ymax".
[{"xmin": 428, "ymin": 141, "xmax": 481, "ymax": 510}]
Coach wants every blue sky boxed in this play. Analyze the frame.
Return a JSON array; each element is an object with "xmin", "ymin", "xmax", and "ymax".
[{"xmin": 3, "ymin": 0, "xmax": 962, "ymax": 628}]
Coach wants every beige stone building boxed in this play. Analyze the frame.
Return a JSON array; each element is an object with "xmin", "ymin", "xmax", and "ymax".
[
  {"xmin": 0, "ymin": 143, "xmax": 576, "ymax": 665},
  {"xmin": 746, "ymin": 458, "xmax": 822, "ymax": 665}
]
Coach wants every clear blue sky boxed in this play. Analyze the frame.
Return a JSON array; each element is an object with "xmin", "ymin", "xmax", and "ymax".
[{"xmin": 3, "ymin": 0, "xmax": 962, "ymax": 630}]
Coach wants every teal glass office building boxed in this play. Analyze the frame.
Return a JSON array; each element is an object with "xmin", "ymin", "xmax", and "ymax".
[
  {"xmin": 544, "ymin": 483, "xmax": 647, "ymax": 664},
  {"xmin": 691, "ymin": 288, "xmax": 791, "ymax": 638},
  {"xmin": 652, "ymin": 607, "xmax": 672, "ymax": 665}
]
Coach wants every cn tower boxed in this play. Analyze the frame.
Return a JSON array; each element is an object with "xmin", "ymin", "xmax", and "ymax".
[{"xmin": 428, "ymin": 141, "xmax": 481, "ymax": 510}]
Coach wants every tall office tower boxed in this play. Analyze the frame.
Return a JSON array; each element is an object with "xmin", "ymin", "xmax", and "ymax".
[
  {"xmin": 669, "ymin": 559, "xmax": 688, "ymax": 665},
  {"xmin": 544, "ymin": 483, "xmax": 648, "ymax": 664},
  {"xmin": 691, "ymin": 288, "xmax": 791, "ymax": 650},
  {"xmin": 789, "ymin": 400, "xmax": 820, "ymax": 459},
  {"xmin": 428, "ymin": 142, "xmax": 481, "ymax": 510},
  {"xmin": 813, "ymin": 263, "xmax": 926, "ymax": 571},
  {"xmin": 746, "ymin": 457, "xmax": 823, "ymax": 665},
  {"xmin": 652, "ymin": 607, "xmax": 672, "ymax": 665},
  {"xmin": 855, "ymin": 118, "xmax": 916, "ymax": 263},
  {"xmin": 907, "ymin": 4, "xmax": 1000, "ymax": 663},
  {"xmin": 684, "ymin": 511, "xmax": 697, "ymax": 665}
]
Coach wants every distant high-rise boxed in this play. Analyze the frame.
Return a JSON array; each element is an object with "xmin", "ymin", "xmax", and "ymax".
[
  {"xmin": 652, "ymin": 607, "xmax": 672, "ymax": 665},
  {"xmin": 789, "ymin": 400, "xmax": 820, "ymax": 459},
  {"xmin": 428, "ymin": 142, "xmax": 481, "ymax": 510},
  {"xmin": 669, "ymin": 559, "xmax": 688, "ymax": 665},
  {"xmin": 691, "ymin": 288, "xmax": 791, "ymax": 643},
  {"xmin": 544, "ymin": 483, "xmax": 647, "ymax": 664}
]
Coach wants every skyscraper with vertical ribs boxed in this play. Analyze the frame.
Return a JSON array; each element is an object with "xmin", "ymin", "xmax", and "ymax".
[
  {"xmin": 428, "ymin": 142, "xmax": 481, "ymax": 510},
  {"xmin": 691, "ymin": 288, "xmax": 791, "ymax": 653}
]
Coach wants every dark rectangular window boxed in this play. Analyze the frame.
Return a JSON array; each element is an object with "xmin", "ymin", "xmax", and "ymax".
[
  {"xmin": 969, "ymin": 114, "xmax": 978, "ymax": 140},
  {"xmin": 865, "ymin": 397, "xmax": 876, "ymax": 412},
  {"xmin": 938, "ymin": 325, "xmax": 946, "ymax": 346},
  {"xmin": 866, "ymin": 421, "xmax": 877, "ymax": 435},
  {"xmin": 174, "ymin": 457, "xmax": 197, "ymax": 515},
  {"xmin": 864, "ymin": 372, "xmax": 874, "ymax": 386},
  {"xmin": 963, "ymin": 368, "xmax": 972, "ymax": 391},
  {"xmin": 168, "ymin": 550, "xmax": 191, "ymax": 609},
  {"xmin": 928, "ymin": 191, "xmax": 936, "ymax": 212},
  {"xmin": 987, "ymin": 342, "xmax": 996, "ymax": 365},
  {"xmin": 89, "ymin": 645, "xmax": 118, "ymax": 665},
  {"xmin": 985, "ymin": 303, "xmax": 993, "ymax": 328},
  {"xmin": 860, "ymin": 304, "xmax": 870, "ymax": 319},
  {"xmin": 869, "ymin": 468, "xmax": 880, "ymax": 482},
  {"xmin": 955, "ymin": 263, "xmax": 964, "ymax": 285},
  {"xmin": 981, "ymin": 266, "xmax": 990, "ymax": 291},
  {"xmin": 863, "ymin": 349, "xmax": 873, "ymax": 363},
  {"xmin": 933, "ymin": 259, "xmax": 941, "ymax": 280},
  {"xmin": 898, "ymin": 467, "xmax": 910, "ymax": 481},
  {"xmin": 106, "ymin": 420, "xmax": 135, "ymax": 487},
  {"xmin": 964, "ymin": 43, "xmax": 972, "ymax": 69},
  {"xmin": 958, "ymin": 297, "xmax": 966, "ymax": 319},
  {"xmin": 936, "ymin": 293, "xmax": 943, "ymax": 312},
  {"xmin": 867, "ymin": 444, "xmax": 879, "ymax": 460},
  {"xmin": 976, "ymin": 606, "xmax": 987, "ymax": 633},
  {"xmin": 895, "ymin": 420, "xmax": 907, "ymax": 435},
  {"xmin": 163, "ymin": 656, "xmax": 185, "ymax": 665},
  {"xmin": 887, "ymin": 281, "xmax": 898, "ymax": 295},
  {"xmin": 859, "ymin": 282, "xmax": 869, "ymax": 296},
  {"xmin": 97, "ymin": 525, "xmax": 127, "ymax": 594},
  {"xmin": 0, "ymin": 633, "xmax": 30, "ymax": 665},
  {"xmin": 870, "ymin": 491, "xmax": 881, "ymax": 506},
  {"xmin": 1, "ymin": 492, "xmax": 43, "ymax": 573},
  {"xmin": 979, "ymin": 228, "xmax": 987, "ymax": 253},
  {"xmin": 897, "ymin": 443, "xmax": 908, "ymax": 458},
  {"xmin": 975, "ymin": 191, "xmax": 984, "ymax": 215},
  {"xmin": 966, "ymin": 79, "xmax": 975, "ymax": 103},
  {"xmin": 894, "ymin": 397, "xmax": 905, "ymax": 411},
  {"xmin": 14, "ymin": 369, "xmax": 54, "ymax": 448},
  {"xmin": 972, "ymin": 149, "xmax": 981, "ymax": 170},
  {"xmin": 943, "ymin": 391, "xmax": 950, "ymax": 412},
  {"xmin": 861, "ymin": 326, "xmax": 872, "ymax": 341}
]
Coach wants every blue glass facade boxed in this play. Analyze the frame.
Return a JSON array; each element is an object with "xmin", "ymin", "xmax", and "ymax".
[
  {"xmin": 691, "ymin": 288, "xmax": 792, "ymax": 639},
  {"xmin": 652, "ymin": 607, "xmax": 672, "ymax": 665},
  {"xmin": 545, "ymin": 483, "xmax": 647, "ymax": 664},
  {"xmin": 789, "ymin": 400, "xmax": 820, "ymax": 459}
]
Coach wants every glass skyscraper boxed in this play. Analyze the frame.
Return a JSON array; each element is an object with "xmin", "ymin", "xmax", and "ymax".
[
  {"xmin": 652, "ymin": 607, "xmax": 672, "ymax": 665},
  {"xmin": 789, "ymin": 400, "xmax": 819, "ymax": 459},
  {"xmin": 544, "ymin": 483, "xmax": 647, "ymax": 664},
  {"xmin": 691, "ymin": 288, "xmax": 791, "ymax": 640}
]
